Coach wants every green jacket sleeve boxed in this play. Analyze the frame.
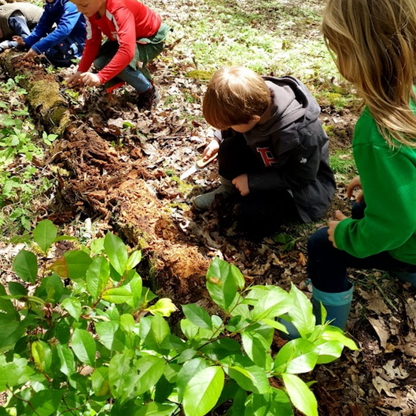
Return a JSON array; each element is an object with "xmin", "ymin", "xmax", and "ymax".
[{"xmin": 334, "ymin": 143, "xmax": 416, "ymax": 258}]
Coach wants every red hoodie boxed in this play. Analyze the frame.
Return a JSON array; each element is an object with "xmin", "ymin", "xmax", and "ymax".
[{"xmin": 78, "ymin": 0, "xmax": 161, "ymax": 84}]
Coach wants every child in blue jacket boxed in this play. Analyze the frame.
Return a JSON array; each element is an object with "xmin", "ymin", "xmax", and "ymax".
[{"xmin": 14, "ymin": 0, "xmax": 85, "ymax": 67}]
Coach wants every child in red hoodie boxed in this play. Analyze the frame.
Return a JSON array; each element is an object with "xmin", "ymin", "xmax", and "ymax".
[{"xmin": 68, "ymin": 0, "xmax": 169, "ymax": 111}]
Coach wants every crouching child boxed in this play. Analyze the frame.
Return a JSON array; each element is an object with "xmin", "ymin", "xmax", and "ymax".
[
  {"xmin": 13, "ymin": 0, "xmax": 86, "ymax": 67},
  {"xmin": 0, "ymin": 2, "xmax": 43, "ymax": 53},
  {"xmin": 194, "ymin": 66, "xmax": 336, "ymax": 237},
  {"xmin": 67, "ymin": 0, "xmax": 169, "ymax": 111}
]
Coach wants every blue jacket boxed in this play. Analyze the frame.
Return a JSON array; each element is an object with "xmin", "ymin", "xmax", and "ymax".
[{"xmin": 24, "ymin": 0, "xmax": 85, "ymax": 55}]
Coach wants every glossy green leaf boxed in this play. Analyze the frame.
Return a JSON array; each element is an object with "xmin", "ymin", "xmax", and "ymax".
[
  {"xmin": 274, "ymin": 338, "xmax": 318, "ymax": 374},
  {"xmin": 182, "ymin": 303, "xmax": 212, "ymax": 330},
  {"xmin": 86, "ymin": 256, "xmax": 110, "ymax": 300},
  {"xmin": 72, "ymin": 328, "xmax": 96, "ymax": 366},
  {"xmin": 249, "ymin": 286, "xmax": 292, "ymax": 321},
  {"xmin": 287, "ymin": 284, "xmax": 315, "ymax": 338},
  {"xmin": 62, "ymin": 297, "xmax": 82, "ymax": 321},
  {"xmin": 32, "ymin": 340, "xmax": 52, "ymax": 372},
  {"xmin": 96, "ymin": 321, "xmax": 126, "ymax": 351},
  {"xmin": 200, "ymin": 338, "xmax": 242, "ymax": 362},
  {"xmin": 314, "ymin": 340, "xmax": 344, "ymax": 364},
  {"xmin": 180, "ymin": 318, "xmax": 199, "ymax": 340},
  {"xmin": 92, "ymin": 367, "xmax": 110, "ymax": 397},
  {"xmin": 262, "ymin": 318, "xmax": 291, "ymax": 333},
  {"xmin": 321, "ymin": 326, "xmax": 358, "ymax": 351},
  {"xmin": 282, "ymin": 373, "xmax": 318, "ymax": 416},
  {"xmin": 0, "ymin": 313, "xmax": 25, "ymax": 352},
  {"xmin": 183, "ymin": 366, "xmax": 224, "ymax": 416},
  {"xmin": 126, "ymin": 250, "xmax": 142, "ymax": 271},
  {"xmin": 0, "ymin": 284, "xmax": 19, "ymax": 317},
  {"xmin": 120, "ymin": 313, "xmax": 137, "ymax": 334},
  {"xmin": 146, "ymin": 298, "xmax": 177, "ymax": 317},
  {"xmin": 13, "ymin": 249, "xmax": 38, "ymax": 283},
  {"xmin": 134, "ymin": 402, "xmax": 177, "ymax": 416},
  {"xmin": 241, "ymin": 325, "xmax": 273, "ymax": 368},
  {"xmin": 228, "ymin": 365, "xmax": 271, "ymax": 395},
  {"xmin": 90, "ymin": 237, "xmax": 105, "ymax": 254},
  {"xmin": 150, "ymin": 313, "xmax": 170, "ymax": 347},
  {"xmin": 31, "ymin": 390, "xmax": 62, "ymax": 416},
  {"xmin": 109, "ymin": 350, "xmax": 137, "ymax": 401},
  {"xmin": 0, "ymin": 355, "xmax": 33, "ymax": 390},
  {"xmin": 244, "ymin": 389, "xmax": 294, "ymax": 416},
  {"xmin": 55, "ymin": 344, "xmax": 75, "ymax": 376},
  {"xmin": 177, "ymin": 358, "xmax": 210, "ymax": 401},
  {"xmin": 63, "ymin": 250, "xmax": 92, "ymax": 281},
  {"xmin": 125, "ymin": 272, "xmax": 142, "ymax": 310},
  {"xmin": 102, "ymin": 286, "xmax": 132, "ymax": 304},
  {"xmin": 35, "ymin": 273, "xmax": 63, "ymax": 305},
  {"xmin": 206, "ymin": 258, "xmax": 241, "ymax": 311},
  {"xmin": 54, "ymin": 235, "xmax": 78, "ymax": 242},
  {"xmin": 8, "ymin": 281, "xmax": 27, "ymax": 297},
  {"xmin": 33, "ymin": 219, "xmax": 57, "ymax": 252},
  {"xmin": 104, "ymin": 232, "xmax": 128, "ymax": 276},
  {"xmin": 135, "ymin": 355, "xmax": 165, "ymax": 395}
]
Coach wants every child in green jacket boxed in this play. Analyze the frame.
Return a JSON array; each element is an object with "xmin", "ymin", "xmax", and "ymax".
[{"xmin": 305, "ymin": 0, "xmax": 416, "ymax": 331}]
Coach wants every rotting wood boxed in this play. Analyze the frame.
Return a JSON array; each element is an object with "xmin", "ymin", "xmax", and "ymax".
[{"xmin": 0, "ymin": 50, "xmax": 210, "ymax": 303}]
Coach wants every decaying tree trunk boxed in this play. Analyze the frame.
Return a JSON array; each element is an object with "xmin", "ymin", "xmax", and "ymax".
[{"xmin": 1, "ymin": 51, "xmax": 209, "ymax": 303}]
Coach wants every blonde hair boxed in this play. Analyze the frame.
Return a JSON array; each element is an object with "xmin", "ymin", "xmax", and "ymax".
[
  {"xmin": 322, "ymin": 0, "xmax": 416, "ymax": 147},
  {"xmin": 203, "ymin": 67, "xmax": 271, "ymax": 129}
]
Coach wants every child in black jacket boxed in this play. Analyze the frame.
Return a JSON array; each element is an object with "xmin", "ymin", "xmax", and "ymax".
[{"xmin": 193, "ymin": 66, "xmax": 336, "ymax": 237}]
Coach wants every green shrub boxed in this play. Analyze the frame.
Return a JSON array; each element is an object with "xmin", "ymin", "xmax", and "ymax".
[{"xmin": 0, "ymin": 220, "xmax": 357, "ymax": 416}]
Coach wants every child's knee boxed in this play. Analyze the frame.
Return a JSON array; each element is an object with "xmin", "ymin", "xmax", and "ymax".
[
  {"xmin": 93, "ymin": 56, "xmax": 105, "ymax": 71},
  {"xmin": 308, "ymin": 227, "xmax": 330, "ymax": 256}
]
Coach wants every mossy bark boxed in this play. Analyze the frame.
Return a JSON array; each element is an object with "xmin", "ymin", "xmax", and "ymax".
[
  {"xmin": 0, "ymin": 51, "xmax": 209, "ymax": 303},
  {"xmin": 2, "ymin": 51, "xmax": 70, "ymax": 135}
]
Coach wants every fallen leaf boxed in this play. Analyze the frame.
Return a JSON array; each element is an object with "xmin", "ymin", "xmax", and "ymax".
[
  {"xmin": 372, "ymin": 376, "xmax": 398, "ymax": 397},
  {"xmin": 368, "ymin": 316, "xmax": 390, "ymax": 349},
  {"xmin": 382, "ymin": 360, "xmax": 409, "ymax": 380}
]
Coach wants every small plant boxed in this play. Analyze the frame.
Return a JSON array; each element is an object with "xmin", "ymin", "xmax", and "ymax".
[
  {"xmin": 42, "ymin": 131, "xmax": 59, "ymax": 146},
  {"xmin": 0, "ymin": 220, "xmax": 357, "ymax": 416},
  {"xmin": 273, "ymin": 232, "xmax": 299, "ymax": 252},
  {"xmin": 329, "ymin": 149, "xmax": 356, "ymax": 176},
  {"xmin": 0, "ymin": 81, "xmax": 56, "ymax": 235}
]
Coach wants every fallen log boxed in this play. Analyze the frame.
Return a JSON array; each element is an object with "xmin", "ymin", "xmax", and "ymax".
[{"xmin": 1, "ymin": 51, "xmax": 209, "ymax": 303}]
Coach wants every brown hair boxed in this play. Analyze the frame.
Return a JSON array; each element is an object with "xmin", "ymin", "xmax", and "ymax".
[
  {"xmin": 322, "ymin": 0, "xmax": 416, "ymax": 147},
  {"xmin": 203, "ymin": 66, "xmax": 271, "ymax": 129}
]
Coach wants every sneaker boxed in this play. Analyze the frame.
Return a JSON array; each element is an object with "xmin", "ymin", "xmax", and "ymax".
[
  {"xmin": 137, "ymin": 85, "xmax": 160, "ymax": 111},
  {"xmin": 193, "ymin": 177, "xmax": 235, "ymax": 210}
]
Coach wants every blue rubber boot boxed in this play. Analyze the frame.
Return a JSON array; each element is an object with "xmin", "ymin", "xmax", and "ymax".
[
  {"xmin": 390, "ymin": 271, "xmax": 416, "ymax": 287},
  {"xmin": 312, "ymin": 284, "xmax": 354, "ymax": 330}
]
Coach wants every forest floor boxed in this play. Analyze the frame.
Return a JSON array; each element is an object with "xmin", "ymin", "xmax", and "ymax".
[{"xmin": 1, "ymin": 0, "xmax": 416, "ymax": 415}]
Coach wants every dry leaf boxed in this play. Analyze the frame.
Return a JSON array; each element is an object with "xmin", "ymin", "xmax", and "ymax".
[
  {"xmin": 382, "ymin": 360, "xmax": 409, "ymax": 380},
  {"xmin": 372, "ymin": 376, "xmax": 398, "ymax": 397},
  {"xmin": 368, "ymin": 316, "xmax": 390, "ymax": 349},
  {"xmin": 367, "ymin": 293, "xmax": 390, "ymax": 315}
]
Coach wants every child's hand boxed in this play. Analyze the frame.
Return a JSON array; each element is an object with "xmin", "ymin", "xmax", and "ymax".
[
  {"xmin": 12, "ymin": 36, "xmax": 25, "ymax": 46},
  {"xmin": 80, "ymin": 72, "xmax": 101, "ymax": 87},
  {"xmin": 232, "ymin": 174, "xmax": 249, "ymax": 196},
  {"xmin": 202, "ymin": 139, "xmax": 220, "ymax": 160},
  {"xmin": 23, "ymin": 48, "xmax": 37, "ymax": 59},
  {"xmin": 67, "ymin": 71, "xmax": 83, "ymax": 87},
  {"xmin": 327, "ymin": 210, "xmax": 348, "ymax": 248},
  {"xmin": 347, "ymin": 175, "xmax": 364, "ymax": 203}
]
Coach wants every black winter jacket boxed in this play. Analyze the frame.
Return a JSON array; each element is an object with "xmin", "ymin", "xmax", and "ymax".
[{"xmin": 216, "ymin": 76, "xmax": 336, "ymax": 222}]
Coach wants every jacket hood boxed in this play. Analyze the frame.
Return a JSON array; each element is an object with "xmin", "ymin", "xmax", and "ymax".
[{"xmin": 251, "ymin": 76, "xmax": 321, "ymax": 137}]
